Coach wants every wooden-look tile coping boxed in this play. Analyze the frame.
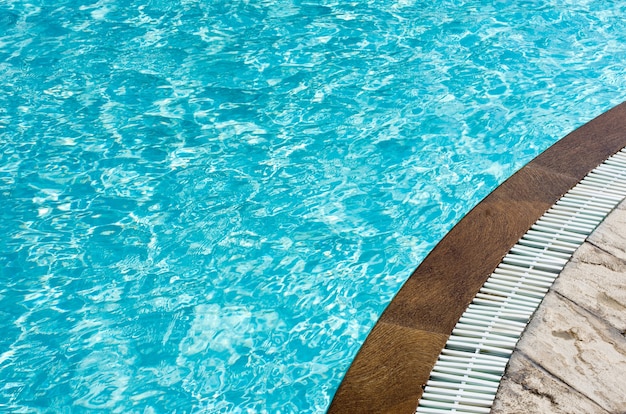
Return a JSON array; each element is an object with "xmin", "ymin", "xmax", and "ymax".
[{"xmin": 328, "ymin": 101, "xmax": 626, "ymax": 413}]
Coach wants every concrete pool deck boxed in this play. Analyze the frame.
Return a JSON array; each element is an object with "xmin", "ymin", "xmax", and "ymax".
[{"xmin": 328, "ymin": 101, "xmax": 626, "ymax": 413}]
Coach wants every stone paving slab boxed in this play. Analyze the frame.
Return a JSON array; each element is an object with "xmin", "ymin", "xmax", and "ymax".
[
  {"xmin": 553, "ymin": 242, "xmax": 626, "ymax": 333},
  {"xmin": 587, "ymin": 201, "xmax": 626, "ymax": 263},
  {"xmin": 492, "ymin": 351, "xmax": 608, "ymax": 414}
]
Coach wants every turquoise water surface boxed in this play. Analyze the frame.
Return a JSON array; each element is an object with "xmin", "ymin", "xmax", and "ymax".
[{"xmin": 2, "ymin": 1, "xmax": 626, "ymax": 412}]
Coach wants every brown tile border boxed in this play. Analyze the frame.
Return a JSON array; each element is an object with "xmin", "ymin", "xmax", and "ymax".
[{"xmin": 328, "ymin": 101, "xmax": 626, "ymax": 414}]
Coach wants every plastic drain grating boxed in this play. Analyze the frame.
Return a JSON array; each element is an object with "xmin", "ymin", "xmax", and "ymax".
[{"xmin": 415, "ymin": 147, "xmax": 626, "ymax": 414}]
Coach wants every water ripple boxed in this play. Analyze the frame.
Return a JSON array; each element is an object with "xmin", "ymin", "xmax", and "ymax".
[{"xmin": 2, "ymin": 0, "xmax": 626, "ymax": 412}]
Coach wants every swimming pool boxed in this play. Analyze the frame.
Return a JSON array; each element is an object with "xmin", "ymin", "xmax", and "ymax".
[{"xmin": 1, "ymin": 0, "xmax": 626, "ymax": 412}]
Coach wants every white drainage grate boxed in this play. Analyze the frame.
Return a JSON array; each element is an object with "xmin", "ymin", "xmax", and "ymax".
[{"xmin": 416, "ymin": 147, "xmax": 626, "ymax": 414}]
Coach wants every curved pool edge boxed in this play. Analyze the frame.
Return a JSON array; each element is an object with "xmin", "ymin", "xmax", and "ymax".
[{"xmin": 328, "ymin": 101, "xmax": 626, "ymax": 413}]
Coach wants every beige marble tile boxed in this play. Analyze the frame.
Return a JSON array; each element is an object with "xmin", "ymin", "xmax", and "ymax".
[
  {"xmin": 553, "ymin": 242, "xmax": 626, "ymax": 332},
  {"xmin": 492, "ymin": 352, "xmax": 608, "ymax": 414},
  {"xmin": 513, "ymin": 292, "xmax": 626, "ymax": 412},
  {"xmin": 587, "ymin": 205, "xmax": 626, "ymax": 262}
]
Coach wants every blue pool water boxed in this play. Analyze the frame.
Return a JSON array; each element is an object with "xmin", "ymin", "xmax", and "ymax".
[{"xmin": 2, "ymin": 1, "xmax": 626, "ymax": 412}]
